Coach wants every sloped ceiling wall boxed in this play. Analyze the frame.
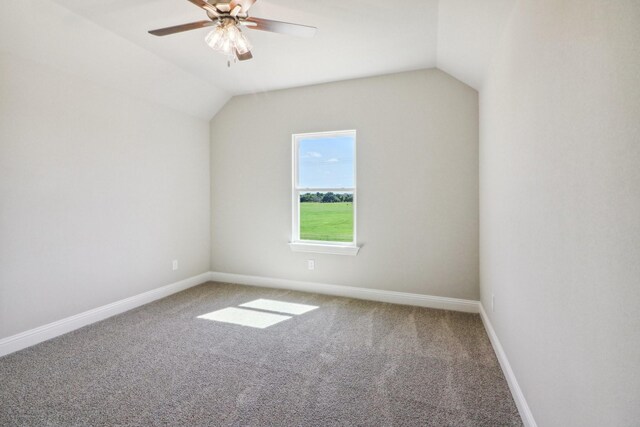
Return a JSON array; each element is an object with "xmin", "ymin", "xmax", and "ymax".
[{"xmin": 1, "ymin": 0, "xmax": 230, "ymax": 120}]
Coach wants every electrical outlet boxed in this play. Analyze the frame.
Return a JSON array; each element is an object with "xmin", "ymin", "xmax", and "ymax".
[
  {"xmin": 172, "ymin": 260, "xmax": 179, "ymax": 271},
  {"xmin": 491, "ymin": 294, "xmax": 495, "ymax": 312},
  {"xmin": 307, "ymin": 259, "xmax": 315, "ymax": 270}
]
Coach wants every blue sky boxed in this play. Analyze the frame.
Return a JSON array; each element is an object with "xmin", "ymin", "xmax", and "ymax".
[{"xmin": 298, "ymin": 135, "xmax": 354, "ymax": 188}]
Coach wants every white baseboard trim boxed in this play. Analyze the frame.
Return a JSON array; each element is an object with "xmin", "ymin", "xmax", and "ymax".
[
  {"xmin": 0, "ymin": 272, "xmax": 210, "ymax": 358},
  {"xmin": 479, "ymin": 304, "xmax": 537, "ymax": 427},
  {"xmin": 208, "ymin": 271, "xmax": 480, "ymax": 313}
]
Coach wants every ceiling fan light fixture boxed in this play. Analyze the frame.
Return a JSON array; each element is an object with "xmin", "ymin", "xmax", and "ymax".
[
  {"xmin": 204, "ymin": 19, "xmax": 252, "ymax": 58},
  {"xmin": 227, "ymin": 23, "xmax": 240, "ymax": 42},
  {"xmin": 235, "ymin": 33, "xmax": 251, "ymax": 55},
  {"xmin": 149, "ymin": 0, "xmax": 317, "ymax": 63},
  {"xmin": 204, "ymin": 25, "xmax": 225, "ymax": 49}
]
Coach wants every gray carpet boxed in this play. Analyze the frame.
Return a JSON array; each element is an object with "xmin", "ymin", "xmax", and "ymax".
[{"xmin": 0, "ymin": 282, "xmax": 522, "ymax": 426}]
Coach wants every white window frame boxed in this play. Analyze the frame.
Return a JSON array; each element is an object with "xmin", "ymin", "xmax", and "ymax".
[{"xmin": 289, "ymin": 130, "xmax": 360, "ymax": 256}]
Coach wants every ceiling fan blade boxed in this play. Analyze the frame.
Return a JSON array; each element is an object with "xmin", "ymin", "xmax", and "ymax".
[
  {"xmin": 230, "ymin": 0, "xmax": 257, "ymax": 13},
  {"xmin": 186, "ymin": 0, "xmax": 219, "ymax": 16},
  {"xmin": 235, "ymin": 49, "xmax": 253, "ymax": 61},
  {"xmin": 244, "ymin": 17, "xmax": 316, "ymax": 38},
  {"xmin": 148, "ymin": 20, "xmax": 216, "ymax": 36}
]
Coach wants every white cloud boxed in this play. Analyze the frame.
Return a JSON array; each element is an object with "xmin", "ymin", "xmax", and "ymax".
[
  {"xmin": 306, "ymin": 151, "xmax": 322, "ymax": 158},
  {"xmin": 326, "ymin": 158, "xmax": 339, "ymax": 163}
]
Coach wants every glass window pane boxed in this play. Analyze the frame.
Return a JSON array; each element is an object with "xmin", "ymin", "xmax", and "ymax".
[
  {"xmin": 299, "ymin": 192, "xmax": 354, "ymax": 242},
  {"xmin": 298, "ymin": 134, "xmax": 354, "ymax": 188}
]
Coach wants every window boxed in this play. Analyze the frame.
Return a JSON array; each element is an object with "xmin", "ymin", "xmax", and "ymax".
[{"xmin": 290, "ymin": 130, "xmax": 359, "ymax": 255}]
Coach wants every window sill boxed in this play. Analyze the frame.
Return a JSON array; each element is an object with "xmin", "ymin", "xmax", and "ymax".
[{"xmin": 289, "ymin": 242, "xmax": 360, "ymax": 256}]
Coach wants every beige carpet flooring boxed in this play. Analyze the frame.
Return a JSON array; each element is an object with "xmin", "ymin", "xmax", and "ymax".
[{"xmin": 0, "ymin": 281, "xmax": 522, "ymax": 426}]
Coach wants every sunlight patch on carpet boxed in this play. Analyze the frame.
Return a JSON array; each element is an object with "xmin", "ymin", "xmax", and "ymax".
[
  {"xmin": 197, "ymin": 307, "xmax": 291, "ymax": 329},
  {"xmin": 239, "ymin": 299, "xmax": 319, "ymax": 315}
]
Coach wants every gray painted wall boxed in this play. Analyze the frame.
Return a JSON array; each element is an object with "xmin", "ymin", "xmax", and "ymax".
[
  {"xmin": 480, "ymin": 1, "xmax": 640, "ymax": 425},
  {"xmin": 210, "ymin": 69, "xmax": 479, "ymax": 300},
  {"xmin": 0, "ymin": 53, "xmax": 211, "ymax": 339}
]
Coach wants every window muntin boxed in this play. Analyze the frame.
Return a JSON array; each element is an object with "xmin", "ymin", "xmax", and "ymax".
[{"xmin": 292, "ymin": 130, "xmax": 356, "ymax": 246}]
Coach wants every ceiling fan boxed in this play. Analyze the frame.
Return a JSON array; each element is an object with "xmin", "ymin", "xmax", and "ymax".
[{"xmin": 148, "ymin": 0, "xmax": 317, "ymax": 63}]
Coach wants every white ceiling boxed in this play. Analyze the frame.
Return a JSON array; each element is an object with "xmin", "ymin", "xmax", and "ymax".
[
  {"xmin": 51, "ymin": 0, "xmax": 440, "ymax": 95},
  {"xmin": 4, "ymin": 0, "xmax": 514, "ymax": 119}
]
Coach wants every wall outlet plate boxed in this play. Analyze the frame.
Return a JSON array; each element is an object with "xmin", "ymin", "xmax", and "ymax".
[
  {"xmin": 307, "ymin": 260, "xmax": 315, "ymax": 270},
  {"xmin": 172, "ymin": 260, "xmax": 179, "ymax": 271}
]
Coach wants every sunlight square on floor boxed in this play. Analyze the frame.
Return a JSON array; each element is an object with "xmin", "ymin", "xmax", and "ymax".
[
  {"xmin": 239, "ymin": 299, "xmax": 318, "ymax": 315},
  {"xmin": 197, "ymin": 307, "xmax": 291, "ymax": 329}
]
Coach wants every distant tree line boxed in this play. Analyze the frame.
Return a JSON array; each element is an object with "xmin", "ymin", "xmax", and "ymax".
[{"xmin": 300, "ymin": 192, "xmax": 353, "ymax": 203}]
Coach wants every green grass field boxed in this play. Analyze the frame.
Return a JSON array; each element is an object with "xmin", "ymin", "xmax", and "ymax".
[{"xmin": 300, "ymin": 202, "xmax": 353, "ymax": 242}]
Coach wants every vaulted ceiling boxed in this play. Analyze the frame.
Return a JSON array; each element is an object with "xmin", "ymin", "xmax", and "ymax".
[{"xmin": 2, "ymin": 0, "xmax": 514, "ymax": 120}]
